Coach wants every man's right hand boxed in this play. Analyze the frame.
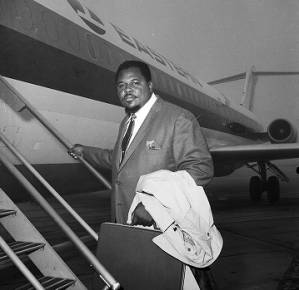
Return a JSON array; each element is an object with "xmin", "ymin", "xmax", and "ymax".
[
  {"xmin": 131, "ymin": 202, "xmax": 155, "ymax": 227},
  {"xmin": 68, "ymin": 144, "xmax": 84, "ymax": 159}
]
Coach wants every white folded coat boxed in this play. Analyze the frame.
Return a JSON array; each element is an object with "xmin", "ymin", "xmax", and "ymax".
[{"xmin": 127, "ymin": 169, "xmax": 223, "ymax": 268}]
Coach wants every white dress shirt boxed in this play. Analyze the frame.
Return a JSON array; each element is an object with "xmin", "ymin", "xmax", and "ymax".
[{"xmin": 126, "ymin": 92, "xmax": 157, "ymax": 148}]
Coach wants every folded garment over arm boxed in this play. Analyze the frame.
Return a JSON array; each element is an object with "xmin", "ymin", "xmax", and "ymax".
[{"xmin": 127, "ymin": 170, "xmax": 223, "ymax": 268}]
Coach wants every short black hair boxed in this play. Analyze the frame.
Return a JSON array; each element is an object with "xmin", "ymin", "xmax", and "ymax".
[{"xmin": 115, "ymin": 60, "xmax": 152, "ymax": 82}]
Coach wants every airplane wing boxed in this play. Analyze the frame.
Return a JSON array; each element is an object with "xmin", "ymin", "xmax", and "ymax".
[{"xmin": 210, "ymin": 143, "xmax": 299, "ymax": 162}]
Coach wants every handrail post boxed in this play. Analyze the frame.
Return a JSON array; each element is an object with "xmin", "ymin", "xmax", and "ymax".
[{"xmin": 0, "ymin": 75, "xmax": 111, "ymax": 190}]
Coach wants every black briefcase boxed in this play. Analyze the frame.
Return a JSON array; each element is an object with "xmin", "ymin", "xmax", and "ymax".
[{"xmin": 93, "ymin": 222, "xmax": 185, "ymax": 290}]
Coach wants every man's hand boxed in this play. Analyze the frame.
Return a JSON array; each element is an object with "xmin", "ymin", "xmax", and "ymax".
[
  {"xmin": 131, "ymin": 202, "xmax": 155, "ymax": 227},
  {"xmin": 68, "ymin": 144, "xmax": 84, "ymax": 159}
]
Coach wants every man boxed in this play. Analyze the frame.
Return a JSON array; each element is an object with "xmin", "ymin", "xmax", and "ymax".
[{"xmin": 69, "ymin": 60, "xmax": 214, "ymax": 225}]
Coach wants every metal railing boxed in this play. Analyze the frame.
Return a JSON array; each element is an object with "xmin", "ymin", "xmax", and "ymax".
[
  {"xmin": 0, "ymin": 76, "xmax": 111, "ymax": 190},
  {"xmin": 0, "ymin": 236, "xmax": 44, "ymax": 290},
  {"xmin": 0, "ymin": 131, "xmax": 98, "ymax": 240},
  {"xmin": 0, "ymin": 151, "xmax": 120, "ymax": 290}
]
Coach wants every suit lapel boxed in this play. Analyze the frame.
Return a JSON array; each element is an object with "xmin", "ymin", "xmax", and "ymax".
[{"xmin": 118, "ymin": 97, "xmax": 162, "ymax": 171}]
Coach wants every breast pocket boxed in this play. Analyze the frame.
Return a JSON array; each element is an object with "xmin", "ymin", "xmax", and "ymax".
[
  {"xmin": 144, "ymin": 139, "xmax": 173, "ymax": 167},
  {"xmin": 146, "ymin": 140, "xmax": 162, "ymax": 151}
]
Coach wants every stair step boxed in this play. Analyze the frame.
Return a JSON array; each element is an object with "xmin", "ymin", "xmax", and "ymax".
[
  {"xmin": 0, "ymin": 241, "xmax": 45, "ymax": 267},
  {"xmin": 16, "ymin": 276, "xmax": 76, "ymax": 290},
  {"xmin": 0, "ymin": 209, "xmax": 16, "ymax": 218}
]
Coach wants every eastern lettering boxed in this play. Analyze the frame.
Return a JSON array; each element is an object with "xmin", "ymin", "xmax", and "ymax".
[
  {"xmin": 133, "ymin": 38, "xmax": 154, "ymax": 60},
  {"xmin": 67, "ymin": 0, "xmax": 202, "ymax": 88},
  {"xmin": 147, "ymin": 47, "xmax": 167, "ymax": 66}
]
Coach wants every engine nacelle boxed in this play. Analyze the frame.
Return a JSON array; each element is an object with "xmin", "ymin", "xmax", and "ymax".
[{"xmin": 267, "ymin": 118, "xmax": 297, "ymax": 143}]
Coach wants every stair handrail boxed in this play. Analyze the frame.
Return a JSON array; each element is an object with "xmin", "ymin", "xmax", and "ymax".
[
  {"xmin": 0, "ymin": 75, "xmax": 111, "ymax": 190},
  {"xmin": 0, "ymin": 236, "xmax": 44, "ymax": 290},
  {"xmin": 0, "ymin": 152, "xmax": 120, "ymax": 290},
  {"xmin": 0, "ymin": 131, "xmax": 98, "ymax": 241}
]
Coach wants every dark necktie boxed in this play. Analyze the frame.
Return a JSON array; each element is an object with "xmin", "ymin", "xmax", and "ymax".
[{"xmin": 120, "ymin": 114, "xmax": 136, "ymax": 164}]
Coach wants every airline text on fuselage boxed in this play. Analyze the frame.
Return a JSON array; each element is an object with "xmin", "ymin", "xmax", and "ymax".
[{"xmin": 67, "ymin": 0, "xmax": 203, "ymax": 87}]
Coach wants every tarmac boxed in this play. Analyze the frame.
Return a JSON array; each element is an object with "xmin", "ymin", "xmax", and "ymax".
[
  {"xmin": 211, "ymin": 196, "xmax": 299, "ymax": 290},
  {"xmin": 208, "ymin": 163, "xmax": 299, "ymax": 290},
  {"xmin": 1, "ymin": 163, "xmax": 299, "ymax": 289}
]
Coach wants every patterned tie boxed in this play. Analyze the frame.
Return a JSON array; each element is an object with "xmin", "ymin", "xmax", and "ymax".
[{"xmin": 120, "ymin": 113, "xmax": 136, "ymax": 164}]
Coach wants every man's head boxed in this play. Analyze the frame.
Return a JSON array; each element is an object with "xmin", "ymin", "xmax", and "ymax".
[{"xmin": 115, "ymin": 61, "xmax": 153, "ymax": 113}]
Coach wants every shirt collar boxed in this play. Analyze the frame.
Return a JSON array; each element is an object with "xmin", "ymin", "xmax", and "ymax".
[{"xmin": 134, "ymin": 92, "xmax": 157, "ymax": 119}]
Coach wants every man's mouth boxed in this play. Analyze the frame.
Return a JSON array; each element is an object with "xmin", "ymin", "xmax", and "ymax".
[{"xmin": 124, "ymin": 94, "xmax": 136, "ymax": 102}]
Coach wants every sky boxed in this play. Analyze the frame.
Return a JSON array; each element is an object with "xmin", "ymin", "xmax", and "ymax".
[{"xmin": 86, "ymin": 0, "xmax": 298, "ymax": 80}]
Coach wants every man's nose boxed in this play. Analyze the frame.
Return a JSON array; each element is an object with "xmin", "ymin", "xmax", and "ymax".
[{"xmin": 124, "ymin": 84, "xmax": 133, "ymax": 92}]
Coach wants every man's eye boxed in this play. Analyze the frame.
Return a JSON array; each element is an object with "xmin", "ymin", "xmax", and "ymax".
[
  {"xmin": 132, "ymin": 81, "xmax": 140, "ymax": 86},
  {"xmin": 117, "ymin": 83, "xmax": 125, "ymax": 90}
]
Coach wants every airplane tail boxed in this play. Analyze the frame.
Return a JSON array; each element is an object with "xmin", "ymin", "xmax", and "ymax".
[{"xmin": 208, "ymin": 68, "xmax": 299, "ymax": 110}]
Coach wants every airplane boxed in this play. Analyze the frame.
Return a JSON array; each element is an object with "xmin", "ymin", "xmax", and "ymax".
[{"xmin": 0, "ymin": 0, "xmax": 299, "ymax": 205}]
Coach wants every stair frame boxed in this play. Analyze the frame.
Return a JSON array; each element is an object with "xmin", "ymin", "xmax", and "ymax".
[{"xmin": 0, "ymin": 188, "xmax": 87, "ymax": 289}]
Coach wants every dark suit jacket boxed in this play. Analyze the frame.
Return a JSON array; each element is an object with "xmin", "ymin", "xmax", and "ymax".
[{"xmin": 82, "ymin": 97, "xmax": 213, "ymax": 223}]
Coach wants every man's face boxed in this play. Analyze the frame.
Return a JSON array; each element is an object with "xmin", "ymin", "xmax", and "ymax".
[{"xmin": 116, "ymin": 67, "xmax": 153, "ymax": 112}]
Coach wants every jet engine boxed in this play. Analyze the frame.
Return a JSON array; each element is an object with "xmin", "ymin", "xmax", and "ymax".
[{"xmin": 267, "ymin": 118, "xmax": 297, "ymax": 143}]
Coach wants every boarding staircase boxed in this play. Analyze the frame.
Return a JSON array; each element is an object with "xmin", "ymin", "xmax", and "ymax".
[
  {"xmin": 0, "ymin": 75, "xmax": 120, "ymax": 289},
  {"xmin": 0, "ymin": 189, "xmax": 85, "ymax": 289}
]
